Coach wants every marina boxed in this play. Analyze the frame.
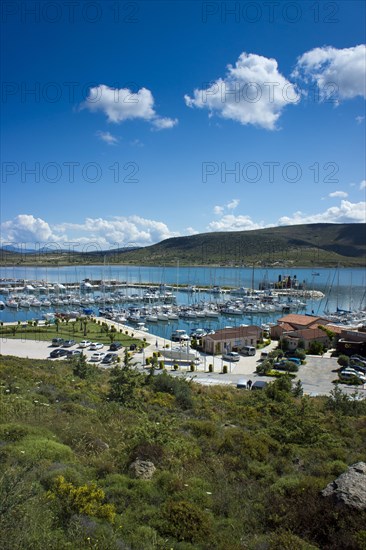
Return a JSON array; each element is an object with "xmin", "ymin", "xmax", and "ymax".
[{"xmin": 0, "ymin": 266, "xmax": 365, "ymax": 338}]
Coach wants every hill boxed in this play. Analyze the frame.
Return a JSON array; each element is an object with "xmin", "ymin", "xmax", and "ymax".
[
  {"xmin": 1, "ymin": 223, "xmax": 365, "ymax": 267},
  {"xmin": 0, "ymin": 354, "xmax": 365, "ymax": 549}
]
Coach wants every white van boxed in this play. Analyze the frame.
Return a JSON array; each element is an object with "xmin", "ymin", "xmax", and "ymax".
[
  {"xmin": 260, "ymin": 351, "xmax": 269, "ymax": 360},
  {"xmin": 242, "ymin": 346, "xmax": 256, "ymax": 356}
]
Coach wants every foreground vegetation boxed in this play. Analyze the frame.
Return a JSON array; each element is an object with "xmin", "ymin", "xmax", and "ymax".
[{"xmin": 1, "ymin": 354, "xmax": 366, "ymax": 549}]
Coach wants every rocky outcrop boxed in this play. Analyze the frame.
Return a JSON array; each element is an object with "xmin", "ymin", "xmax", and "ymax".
[
  {"xmin": 322, "ymin": 462, "xmax": 366, "ymax": 510},
  {"xmin": 129, "ymin": 459, "xmax": 156, "ymax": 480}
]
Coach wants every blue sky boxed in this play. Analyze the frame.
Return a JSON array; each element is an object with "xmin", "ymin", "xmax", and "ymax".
[{"xmin": 1, "ymin": 0, "xmax": 365, "ymax": 250}]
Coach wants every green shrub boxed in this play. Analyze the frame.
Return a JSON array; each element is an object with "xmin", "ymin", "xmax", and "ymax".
[{"xmin": 158, "ymin": 500, "xmax": 211, "ymax": 543}]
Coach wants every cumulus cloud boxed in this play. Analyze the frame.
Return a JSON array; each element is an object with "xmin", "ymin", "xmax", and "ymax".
[
  {"xmin": 96, "ymin": 130, "xmax": 119, "ymax": 145},
  {"xmin": 329, "ymin": 191, "xmax": 348, "ymax": 198},
  {"xmin": 213, "ymin": 205, "xmax": 224, "ymax": 215},
  {"xmin": 277, "ymin": 201, "xmax": 366, "ymax": 225},
  {"xmin": 227, "ymin": 198, "xmax": 240, "ymax": 210},
  {"xmin": 207, "ymin": 215, "xmax": 264, "ymax": 232},
  {"xmin": 214, "ymin": 199, "xmax": 240, "ymax": 215},
  {"xmin": 1, "ymin": 215, "xmax": 179, "ymax": 249},
  {"xmin": 186, "ymin": 226, "xmax": 199, "ymax": 235},
  {"xmin": 185, "ymin": 52, "xmax": 299, "ymax": 130},
  {"xmin": 83, "ymin": 84, "xmax": 177, "ymax": 130},
  {"xmin": 0, "ymin": 215, "xmax": 65, "ymax": 244},
  {"xmin": 207, "ymin": 200, "xmax": 365, "ymax": 232},
  {"xmin": 151, "ymin": 117, "xmax": 178, "ymax": 130},
  {"xmin": 293, "ymin": 45, "xmax": 366, "ymax": 102}
]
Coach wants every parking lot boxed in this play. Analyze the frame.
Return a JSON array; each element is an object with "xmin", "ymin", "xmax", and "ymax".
[{"xmin": 1, "ymin": 335, "xmax": 365, "ymax": 398}]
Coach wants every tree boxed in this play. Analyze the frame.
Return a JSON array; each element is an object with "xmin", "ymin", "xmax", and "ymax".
[
  {"xmin": 318, "ymin": 324, "xmax": 335, "ymax": 344},
  {"xmin": 308, "ymin": 341, "xmax": 324, "ymax": 355},
  {"xmin": 266, "ymin": 374, "xmax": 292, "ymax": 401},
  {"xmin": 280, "ymin": 338, "xmax": 289, "ymax": 351},
  {"xmin": 256, "ymin": 360, "xmax": 272, "ymax": 375},
  {"xmin": 108, "ymin": 349, "xmax": 143, "ymax": 405},
  {"xmin": 337, "ymin": 355, "xmax": 349, "ymax": 368},
  {"xmin": 72, "ymin": 353, "xmax": 95, "ymax": 379},
  {"xmin": 292, "ymin": 380, "xmax": 304, "ymax": 397}
]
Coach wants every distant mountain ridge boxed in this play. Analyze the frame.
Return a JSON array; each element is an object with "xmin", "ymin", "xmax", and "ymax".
[{"xmin": 1, "ymin": 223, "xmax": 365, "ymax": 267}]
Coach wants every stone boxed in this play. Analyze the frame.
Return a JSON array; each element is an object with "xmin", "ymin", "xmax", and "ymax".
[
  {"xmin": 321, "ymin": 462, "xmax": 366, "ymax": 510},
  {"xmin": 129, "ymin": 459, "xmax": 156, "ymax": 480}
]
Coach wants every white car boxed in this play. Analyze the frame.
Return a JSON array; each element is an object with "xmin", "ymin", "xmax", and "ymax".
[
  {"xmin": 90, "ymin": 352, "xmax": 106, "ymax": 362},
  {"xmin": 341, "ymin": 368, "xmax": 366, "ymax": 382},
  {"xmin": 90, "ymin": 342, "xmax": 104, "ymax": 350},
  {"xmin": 79, "ymin": 340, "xmax": 91, "ymax": 348},
  {"xmin": 222, "ymin": 351, "xmax": 240, "ymax": 362}
]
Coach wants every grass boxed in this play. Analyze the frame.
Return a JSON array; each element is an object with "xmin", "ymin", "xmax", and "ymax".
[{"xmin": 0, "ymin": 320, "xmax": 145, "ymax": 348}]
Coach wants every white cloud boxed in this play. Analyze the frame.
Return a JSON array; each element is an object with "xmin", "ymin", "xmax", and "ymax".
[
  {"xmin": 96, "ymin": 130, "xmax": 118, "ymax": 145},
  {"xmin": 185, "ymin": 52, "xmax": 299, "ymax": 130},
  {"xmin": 186, "ymin": 226, "xmax": 199, "ymax": 235},
  {"xmin": 83, "ymin": 84, "xmax": 177, "ymax": 130},
  {"xmin": 0, "ymin": 215, "xmax": 66, "ymax": 244},
  {"xmin": 227, "ymin": 198, "xmax": 240, "ymax": 210},
  {"xmin": 214, "ymin": 199, "xmax": 240, "ymax": 215},
  {"xmin": 1, "ymin": 215, "xmax": 179, "ymax": 249},
  {"xmin": 293, "ymin": 45, "xmax": 366, "ymax": 102},
  {"xmin": 151, "ymin": 117, "xmax": 178, "ymax": 130},
  {"xmin": 207, "ymin": 200, "xmax": 365, "ymax": 233},
  {"xmin": 277, "ymin": 201, "xmax": 366, "ymax": 225},
  {"xmin": 207, "ymin": 215, "xmax": 264, "ymax": 232},
  {"xmin": 360, "ymin": 180, "xmax": 366, "ymax": 190},
  {"xmin": 329, "ymin": 191, "xmax": 348, "ymax": 198},
  {"xmin": 356, "ymin": 115, "xmax": 365, "ymax": 124}
]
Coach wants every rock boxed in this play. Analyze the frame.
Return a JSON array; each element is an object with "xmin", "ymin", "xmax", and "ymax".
[
  {"xmin": 322, "ymin": 462, "xmax": 366, "ymax": 510},
  {"xmin": 129, "ymin": 459, "xmax": 156, "ymax": 480}
]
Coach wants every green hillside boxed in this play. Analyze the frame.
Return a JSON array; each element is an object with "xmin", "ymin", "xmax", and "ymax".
[
  {"xmin": 1, "ymin": 354, "xmax": 365, "ymax": 549},
  {"xmin": 1, "ymin": 223, "xmax": 365, "ymax": 267}
]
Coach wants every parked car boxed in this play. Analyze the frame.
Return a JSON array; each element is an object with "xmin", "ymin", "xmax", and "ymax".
[
  {"xmin": 236, "ymin": 378, "xmax": 249, "ymax": 389},
  {"xmin": 274, "ymin": 360, "xmax": 299, "ymax": 371},
  {"xmin": 340, "ymin": 368, "xmax": 366, "ymax": 382},
  {"xmin": 350, "ymin": 354, "xmax": 366, "ymax": 365},
  {"xmin": 350, "ymin": 357, "xmax": 366, "ymax": 368},
  {"xmin": 50, "ymin": 348, "xmax": 68, "ymax": 358},
  {"xmin": 260, "ymin": 351, "xmax": 269, "ymax": 360},
  {"xmin": 251, "ymin": 381, "xmax": 268, "ymax": 391},
  {"xmin": 79, "ymin": 340, "xmax": 91, "ymax": 348},
  {"xmin": 110, "ymin": 342, "xmax": 122, "ymax": 351},
  {"xmin": 350, "ymin": 364, "xmax": 366, "ymax": 375},
  {"xmin": 66, "ymin": 349, "xmax": 82, "ymax": 358},
  {"xmin": 222, "ymin": 351, "xmax": 240, "ymax": 362},
  {"xmin": 62, "ymin": 339, "xmax": 75, "ymax": 347},
  {"xmin": 51, "ymin": 338, "xmax": 64, "ymax": 347},
  {"xmin": 90, "ymin": 352, "xmax": 106, "ymax": 362},
  {"xmin": 90, "ymin": 342, "xmax": 103, "ymax": 350},
  {"xmin": 242, "ymin": 346, "xmax": 256, "ymax": 356},
  {"xmin": 101, "ymin": 353, "xmax": 118, "ymax": 364},
  {"xmin": 281, "ymin": 356, "xmax": 301, "ymax": 365}
]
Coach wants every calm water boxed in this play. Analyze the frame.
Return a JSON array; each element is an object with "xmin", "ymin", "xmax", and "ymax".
[{"xmin": 1, "ymin": 266, "xmax": 365, "ymax": 338}]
